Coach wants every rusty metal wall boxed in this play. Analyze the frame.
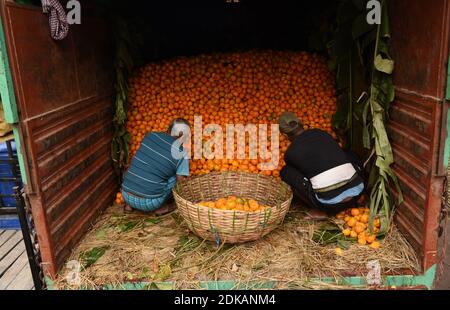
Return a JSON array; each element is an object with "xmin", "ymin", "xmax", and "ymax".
[
  {"xmin": 389, "ymin": 0, "xmax": 450, "ymax": 272},
  {"xmin": 0, "ymin": 1, "xmax": 117, "ymax": 276}
]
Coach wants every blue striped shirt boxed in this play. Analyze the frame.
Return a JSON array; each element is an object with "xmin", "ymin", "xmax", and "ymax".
[{"xmin": 122, "ymin": 132, "xmax": 189, "ymax": 198}]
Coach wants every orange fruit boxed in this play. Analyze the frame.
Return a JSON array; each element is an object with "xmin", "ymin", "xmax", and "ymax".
[
  {"xmin": 374, "ymin": 218, "xmax": 381, "ymax": 228},
  {"xmin": 365, "ymin": 235, "xmax": 376, "ymax": 244},
  {"xmin": 357, "ymin": 238, "xmax": 367, "ymax": 245},
  {"xmin": 226, "ymin": 200, "xmax": 236, "ymax": 209},
  {"xmin": 370, "ymin": 241, "xmax": 381, "ymax": 249},
  {"xmin": 248, "ymin": 199, "xmax": 259, "ymax": 210},
  {"xmin": 342, "ymin": 229, "xmax": 351, "ymax": 236},
  {"xmin": 360, "ymin": 214, "xmax": 369, "ymax": 224},
  {"xmin": 354, "ymin": 223, "xmax": 365, "ymax": 234},
  {"xmin": 125, "ymin": 51, "xmax": 337, "ymax": 176},
  {"xmin": 335, "ymin": 248, "xmax": 344, "ymax": 256},
  {"xmin": 347, "ymin": 218, "xmax": 357, "ymax": 227},
  {"xmin": 350, "ymin": 231, "xmax": 358, "ymax": 238},
  {"xmin": 350, "ymin": 208, "xmax": 360, "ymax": 217}
]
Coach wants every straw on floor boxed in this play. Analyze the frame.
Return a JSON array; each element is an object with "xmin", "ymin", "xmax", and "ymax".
[{"xmin": 54, "ymin": 203, "xmax": 420, "ymax": 290}]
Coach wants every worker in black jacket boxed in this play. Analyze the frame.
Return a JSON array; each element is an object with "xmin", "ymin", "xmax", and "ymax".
[{"xmin": 278, "ymin": 112, "xmax": 365, "ymax": 218}]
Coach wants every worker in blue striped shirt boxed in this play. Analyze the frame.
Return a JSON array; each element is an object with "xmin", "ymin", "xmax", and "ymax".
[{"xmin": 121, "ymin": 118, "xmax": 190, "ymax": 215}]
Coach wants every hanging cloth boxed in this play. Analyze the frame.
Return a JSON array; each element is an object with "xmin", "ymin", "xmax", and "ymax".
[{"xmin": 41, "ymin": 0, "xmax": 69, "ymax": 40}]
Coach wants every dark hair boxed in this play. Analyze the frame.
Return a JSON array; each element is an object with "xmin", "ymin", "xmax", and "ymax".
[{"xmin": 168, "ymin": 118, "xmax": 190, "ymax": 137}]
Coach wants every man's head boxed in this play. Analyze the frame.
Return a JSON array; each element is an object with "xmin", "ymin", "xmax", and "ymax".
[
  {"xmin": 278, "ymin": 111, "xmax": 304, "ymax": 141},
  {"xmin": 168, "ymin": 118, "xmax": 190, "ymax": 138}
]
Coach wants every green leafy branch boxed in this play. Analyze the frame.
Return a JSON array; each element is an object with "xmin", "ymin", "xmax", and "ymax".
[
  {"xmin": 111, "ymin": 17, "xmax": 143, "ymax": 177},
  {"xmin": 329, "ymin": 0, "xmax": 402, "ymax": 229}
]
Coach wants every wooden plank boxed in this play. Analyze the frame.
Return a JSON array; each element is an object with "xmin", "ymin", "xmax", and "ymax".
[
  {"xmin": 5, "ymin": 263, "xmax": 33, "ymax": 290},
  {"xmin": 0, "ymin": 231, "xmax": 22, "ymax": 259},
  {"xmin": 0, "ymin": 230, "xmax": 15, "ymax": 247},
  {"xmin": 0, "ymin": 250, "xmax": 28, "ymax": 289},
  {"xmin": 0, "ymin": 240, "xmax": 25, "ymax": 275}
]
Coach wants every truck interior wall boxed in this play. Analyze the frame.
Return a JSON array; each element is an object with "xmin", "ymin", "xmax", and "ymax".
[
  {"xmin": 0, "ymin": 1, "xmax": 116, "ymax": 276},
  {"xmin": 388, "ymin": 0, "xmax": 450, "ymax": 272},
  {"xmin": 119, "ymin": 1, "xmax": 333, "ymax": 63}
]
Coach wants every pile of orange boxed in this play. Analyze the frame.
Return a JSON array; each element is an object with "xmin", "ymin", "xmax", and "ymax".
[
  {"xmin": 336, "ymin": 207, "xmax": 381, "ymax": 249},
  {"xmin": 198, "ymin": 196, "xmax": 270, "ymax": 212},
  {"xmin": 115, "ymin": 192, "xmax": 123, "ymax": 205},
  {"xmin": 116, "ymin": 50, "xmax": 337, "ymax": 204}
]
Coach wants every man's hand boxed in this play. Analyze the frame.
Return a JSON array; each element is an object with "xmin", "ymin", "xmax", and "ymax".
[{"xmin": 176, "ymin": 175, "xmax": 188, "ymax": 183}]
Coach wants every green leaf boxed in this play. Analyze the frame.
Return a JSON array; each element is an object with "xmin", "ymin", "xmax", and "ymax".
[
  {"xmin": 144, "ymin": 218, "xmax": 162, "ymax": 226},
  {"xmin": 337, "ymin": 239, "xmax": 352, "ymax": 250},
  {"xmin": 117, "ymin": 220, "xmax": 138, "ymax": 233},
  {"xmin": 312, "ymin": 222, "xmax": 344, "ymax": 245},
  {"xmin": 361, "ymin": 99, "xmax": 371, "ymax": 149},
  {"xmin": 79, "ymin": 246, "xmax": 109, "ymax": 268},
  {"xmin": 360, "ymin": 28, "xmax": 377, "ymax": 51},
  {"xmin": 374, "ymin": 54, "xmax": 394, "ymax": 74},
  {"xmin": 352, "ymin": 13, "xmax": 375, "ymax": 40}
]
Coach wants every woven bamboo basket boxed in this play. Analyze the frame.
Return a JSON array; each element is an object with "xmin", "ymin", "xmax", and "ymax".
[{"xmin": 173, "ymin": 171, "xmax": 293, "ymax": 244}]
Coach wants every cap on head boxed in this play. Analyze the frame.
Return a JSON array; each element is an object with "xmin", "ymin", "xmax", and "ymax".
[{"xmin": 278, "ymin": 111, "xmax": 301, "ymax": 135}]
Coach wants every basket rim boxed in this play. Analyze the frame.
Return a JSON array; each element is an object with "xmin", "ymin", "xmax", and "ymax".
[
  {"xmin": 173, "ymin": 170, "xmax": 292, "ymax": 193},
  {"xmin": 173, "ymin": 191, "xmax": 286, "ymax": 214}
]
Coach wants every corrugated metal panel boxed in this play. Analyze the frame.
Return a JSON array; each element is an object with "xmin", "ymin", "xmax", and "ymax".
[
  {"xmin": 0, "ymin": 1, "xmax": 117, "ymax": 276},
  {"xmin": 389, "ymin": 0, "xmax": 450, "ymax": 272}
]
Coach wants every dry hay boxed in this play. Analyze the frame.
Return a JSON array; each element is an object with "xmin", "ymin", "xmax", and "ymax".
[{"xmin": 54, "ymin": 205, "xmax": 420, "ymax": 290}]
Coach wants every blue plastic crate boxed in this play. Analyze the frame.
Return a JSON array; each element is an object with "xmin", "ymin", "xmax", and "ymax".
[
  {"xmin": 0, "ymin": 215, "xmax": 20, "ymax": 230},
  {"xmin": 0, "ymin": 141, "xmax": 22, "ymax": 229}
]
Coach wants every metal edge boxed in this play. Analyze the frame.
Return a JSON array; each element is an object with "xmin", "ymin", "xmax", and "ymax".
[{"xmin": 44, "ymin": 265, "xmax": 437, "ymax": 290}]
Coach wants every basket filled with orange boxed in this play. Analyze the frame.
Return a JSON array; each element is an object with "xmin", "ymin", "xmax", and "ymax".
[{"xmin": 173, "ymin": 171, "xmax": 293, "ymax": 243}]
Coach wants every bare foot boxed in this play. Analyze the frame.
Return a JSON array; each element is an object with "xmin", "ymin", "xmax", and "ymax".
[
  {"xmin": 303, "ymin": 209, "xmax": 329, "ymax": 221},
  {"xmin": 152, "ymin": 202, "xmax": 177, "ymax": 216},
  {"xmin": 124, "ymin": 205, "xmax": 134, "ymax": 213}
]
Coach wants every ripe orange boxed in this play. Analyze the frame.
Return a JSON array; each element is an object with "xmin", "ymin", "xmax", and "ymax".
[
  {"xmin": 370, "ymin": 241, "xmax": 381, "ymax": 249},
  {"xmin": 335, "ymin": 248, "xmax": 344, "ymax": 256},
  {"xmin": 360, "ymin": 214, "xmax": 369, "ymax": 224},
  {"xmin": 374, "ymin": 218, "xmax": 381, "ymax": 228},
  {"xmin": 347, "ymin": 218, "xmax": 357, "ymax": 228},
  {"xmin": 226, "ymin": 200, "xmax": 236, "ymax": 209},
  {"xmin": 350, "ymin": 208, "xmax": 360, "ymax": 217},
  {"xmin": 365, "ymin": 235, "xmax": 376, "ymax": 244},
  {"xmin": 357, "ymin": 238, "xmax": 367, "ymax": 245},
  {"xmin": 122, "ymin": 51, "xmax": 337, "ymax": 185},
  {"xmin": 354, "ymin": 223, "xmax": 365, "ymax": 234}
]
